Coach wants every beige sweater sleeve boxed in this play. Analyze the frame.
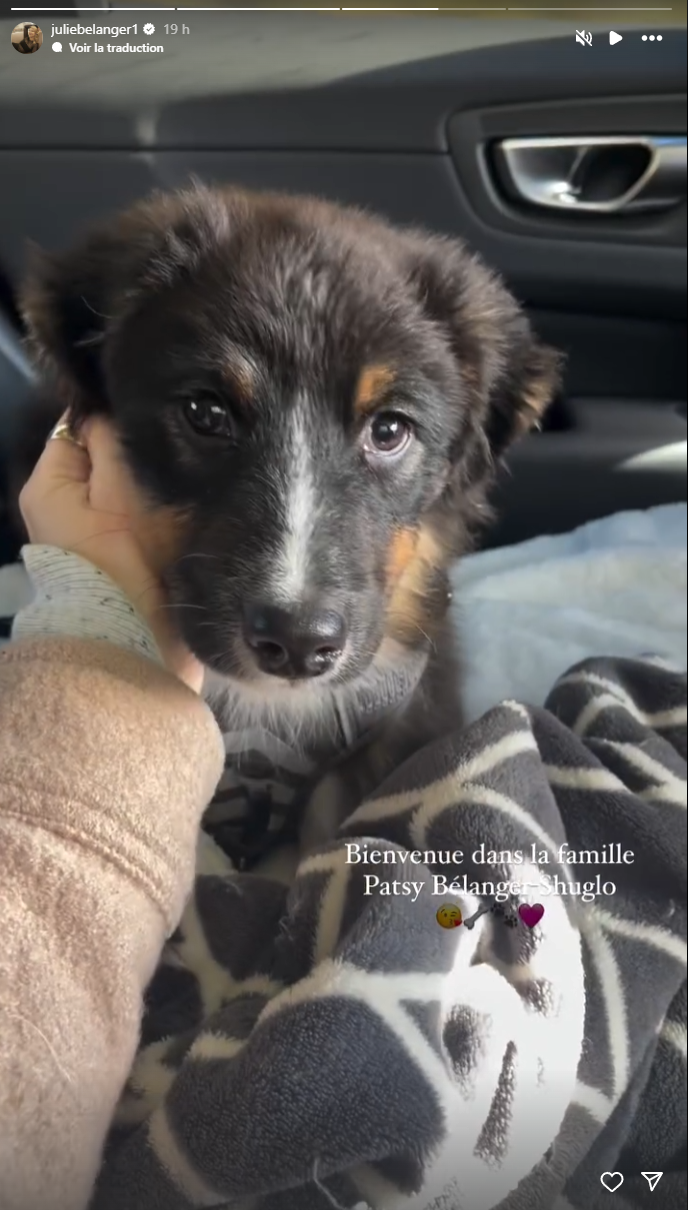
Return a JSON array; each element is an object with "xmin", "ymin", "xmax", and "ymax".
[{"xmin": 0, "ymin": 637, "xmax": 225, "ymax": 1210}]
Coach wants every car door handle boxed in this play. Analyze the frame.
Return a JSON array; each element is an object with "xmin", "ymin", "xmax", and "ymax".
[{"xmin": 493, "ymin": 135, "xmax": 687, "ymax": 215}]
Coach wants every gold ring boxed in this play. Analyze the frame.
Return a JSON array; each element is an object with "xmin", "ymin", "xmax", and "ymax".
[{"xmin": 48, "ymin": 420, "xmax": 85, "ymax": 448}]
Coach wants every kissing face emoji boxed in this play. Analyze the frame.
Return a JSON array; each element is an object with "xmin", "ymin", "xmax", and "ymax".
[{"xmin": 436, "ymin": 903, "xmax": 463, "ymax": 929}]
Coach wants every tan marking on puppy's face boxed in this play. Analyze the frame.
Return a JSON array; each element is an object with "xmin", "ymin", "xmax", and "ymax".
[
  {"xmin": 384, "ymin": 523, "xmax": 449, "ymax": 647},
  {"xmin": 385, "ymin": 527, "xmax": 419, "ymax": 587},
  {"xmin": 221, "ymin": 356, "xmax": 256, "ymax": 409},
  {"xmin": 354, "ymin": 364, "xmax": 396, "ymax": 417}
]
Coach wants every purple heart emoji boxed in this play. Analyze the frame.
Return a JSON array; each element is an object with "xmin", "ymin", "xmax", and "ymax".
[{"xmin": 518, "ymin": 903, "xmax": 545, "ymax": 928}]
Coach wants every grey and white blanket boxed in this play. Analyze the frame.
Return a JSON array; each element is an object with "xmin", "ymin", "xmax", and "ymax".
[{"xmin": 93, "ymin": 656, "xmax": 687, "ymax": 1210}]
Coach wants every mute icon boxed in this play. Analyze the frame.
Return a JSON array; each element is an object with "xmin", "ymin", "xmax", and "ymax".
[{"xmin": 642, "ymin": 1173, "xmax": 663, "ymax": 1192}]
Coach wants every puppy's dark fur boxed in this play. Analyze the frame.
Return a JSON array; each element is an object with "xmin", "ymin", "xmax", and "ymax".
[{"xmin": 17, "ymin": 185, "xmax": 561, "ymax": 847}]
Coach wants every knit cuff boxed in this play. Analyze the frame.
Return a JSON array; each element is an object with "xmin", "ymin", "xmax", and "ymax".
[{"xmin": 11, "ymin": 545, "xmax": 164, "ymax": 666}]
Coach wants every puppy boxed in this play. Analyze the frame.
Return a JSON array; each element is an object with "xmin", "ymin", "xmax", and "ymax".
[{"xmin": 18, "ymin": 184, "xmax": 561, "ymax": 864}]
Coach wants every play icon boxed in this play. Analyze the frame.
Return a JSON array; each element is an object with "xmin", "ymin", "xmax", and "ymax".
[
  {"xmin": 609, "ymin": 31, "xmax": 623, "ymax": 45},
  {"xmin": 642, "ymin": 1173, "xmax": 663, "ymax": 1192}
]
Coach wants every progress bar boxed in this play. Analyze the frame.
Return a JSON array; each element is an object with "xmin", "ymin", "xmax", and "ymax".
[{"xmin": 9, "ymin": 5, "xmax": 678, "ymax": 10}]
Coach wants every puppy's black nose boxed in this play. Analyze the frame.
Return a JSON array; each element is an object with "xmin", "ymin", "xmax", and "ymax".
[{"xmin": 243, "ymin": 604, "xmax": 347, "ymax": 679}]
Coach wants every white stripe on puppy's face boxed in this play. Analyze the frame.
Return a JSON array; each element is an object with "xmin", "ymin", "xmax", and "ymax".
[{"xmin": 272, "ymin": 408, "xmax": 319, "ymax": 603}]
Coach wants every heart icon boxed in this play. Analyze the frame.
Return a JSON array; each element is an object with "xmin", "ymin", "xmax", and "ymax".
[
  {"xmin": 600, "ymin": 1172, "xmax": 624, "ymax": 1193},
  {"xmin": 518, "ymin": 903, "xmax": 545, "ymax": 928}
]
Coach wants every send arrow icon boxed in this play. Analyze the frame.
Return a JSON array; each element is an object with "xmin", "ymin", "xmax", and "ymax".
[
  {"xmin": 642, "ymin": 1173, "xmax": 663, "ymax": 1192},
  {"xmin": 609, "ymin": 31, "xmax": 623, "ymax": 45}
]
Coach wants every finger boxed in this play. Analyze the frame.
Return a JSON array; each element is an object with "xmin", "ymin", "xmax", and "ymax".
[
  {"xmin": 83, "ymin": 417, "xmax": 140, "ymax": 516},
  {"xmin": 18, "ymin": 421, "xmax": 91, "ymax": 527},
  {"xmin": 28, "ymin": 423, "xmax": 92, "ymax": 489}
]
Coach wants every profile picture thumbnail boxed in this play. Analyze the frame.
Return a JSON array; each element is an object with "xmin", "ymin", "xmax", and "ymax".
[{"xmin": 11, "ymin": 21, "xmax": 44, "ymax": 54}]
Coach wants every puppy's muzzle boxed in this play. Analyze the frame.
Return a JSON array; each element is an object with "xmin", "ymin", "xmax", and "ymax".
[{"xmin": 243, "ymin": 602, "xmax": 348, "ymax": 680}]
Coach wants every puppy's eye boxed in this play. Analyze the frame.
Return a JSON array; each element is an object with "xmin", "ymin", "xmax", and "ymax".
[
  {"xmin": 182, "ymin": 394, "xmax": 234, "ymax": 439},
  {"xmin": 362, "ymin": 412, "xmax": 413, "ymax": 457}
]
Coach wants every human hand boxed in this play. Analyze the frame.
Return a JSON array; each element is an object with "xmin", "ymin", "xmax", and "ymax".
[{"xmin": 18, "ymin": 414, "xmax": 204, "ymax": 693}]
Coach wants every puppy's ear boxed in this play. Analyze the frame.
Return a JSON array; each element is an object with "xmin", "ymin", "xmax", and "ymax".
[
  {"xmin": 399, "ymin": 233, "xmax": 562, "ymax": 462},
  {"xmin": 22, "ymin": 238, "xmax": 118, "ymax": 417},
  {"xmin": 20, "ymin": 185, "xmax": 234, "ymax": 421}
]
